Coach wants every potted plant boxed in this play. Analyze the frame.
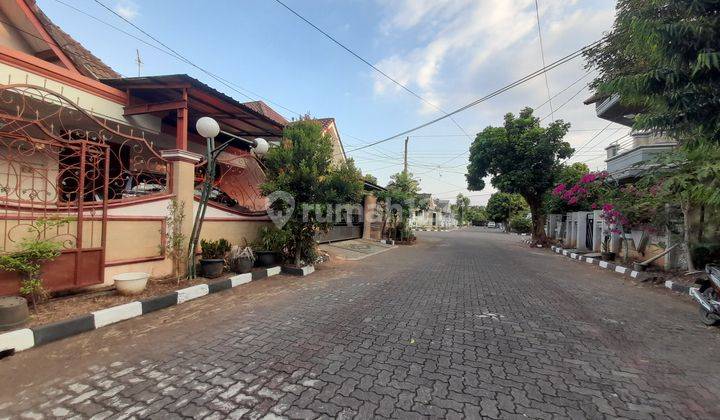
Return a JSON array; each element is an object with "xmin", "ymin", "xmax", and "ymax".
[
  {"xmin": 600, "ymin": 233, "xmax": 615, "ymax": 261},
  {"xmin": 199, "ymin": 238, "xmax": 231, "ymax": 278},
  {"xmin": 253, "ymin": 226, "xmax": 288, "ymax": 267},
  {"xmin": 228, "ymin": 244, "xmax": 255, "ymax": 274},
  {"xmin": 0, "ymin": 238, "xmax": 61, "ymax": 311}
]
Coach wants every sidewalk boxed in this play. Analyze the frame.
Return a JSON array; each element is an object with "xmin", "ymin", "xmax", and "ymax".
[{"xmin": 319, "ymin": 238, "xmax": 395, "ymax": 261}]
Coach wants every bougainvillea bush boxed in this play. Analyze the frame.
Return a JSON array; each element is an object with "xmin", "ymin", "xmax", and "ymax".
[
  {"xmin": 551, "ymin": 171, "xmax": 666, "ymax": 232},
  {"xmin": 550, "ymin": 171, "xmax": 610, "ymax": 210}
]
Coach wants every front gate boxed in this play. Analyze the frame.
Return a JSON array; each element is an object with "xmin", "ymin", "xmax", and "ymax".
[
  {"xmin": 0, "ymin": 84, "xmax": 166, "ymax": 296},
  {"xmin": 586, "ymin": 212, "xmax": 594, "ymax": 250}
]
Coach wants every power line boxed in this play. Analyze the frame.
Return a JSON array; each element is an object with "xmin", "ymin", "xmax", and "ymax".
[
  {"xmin": 534, "ymin": 0, "xmax": 553, "ymax": 120},
  {"xmin": 425, "ymin": 70, "xmax": 594, "ymax": 168},
  {"xmin": 535, "ymin": 71, "xmax": 591, "ymax": 118},
  {"xmin": 346, "ymin": 39, "xmax": 602, "ymax": 153},
  {"xmin": 539, "ymin": 83, "xmax": 589, "ymax": 122},
  {"xmin": 89, "ymin": 0, "xmax": 302, "ymax": 118},
  {"xmin": 271, "ymin": 0, "xmax": 473, "ymax": 141},
  {"xmin": 570, "ymin": 122, "xmax": 613, "ymax": 157}
]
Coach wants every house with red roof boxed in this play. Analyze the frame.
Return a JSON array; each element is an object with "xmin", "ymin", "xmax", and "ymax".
[{"xmin": 0, "ymin": 0, "xmax": 293, "ymax": 295}]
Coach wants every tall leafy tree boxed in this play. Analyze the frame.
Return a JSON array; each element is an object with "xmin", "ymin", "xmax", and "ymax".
[
  {"xmin": 466, "ymin": 108, "xmax": 572, "ymax": 241},
  {"xmin": 486, "ymin": 192, "xmax": 528, "ymax": 232},
  {"xmin": 454, "ymin": 193, "xmax": 471, "ymax": 226},
  {"xmin": 584, "ymin": 0, "xmax": 720, "ymax": 145},
  {"xmin": 262, "ymin": 120, "xmax": 363, "ymax": 265},
  {"xmin": 378, "ymin": 171, "xmax": 422, "ymax": 239},
  {"xmin": 466, "ymin": 206, "xmax": 489, "ymax": 226}
]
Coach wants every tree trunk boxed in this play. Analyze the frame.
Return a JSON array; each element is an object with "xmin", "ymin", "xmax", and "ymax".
[
  {"xmin": 527, "ymin": 199, "xmax": 547, "ymax": 244},
  {"xmin": 698, "ymin": 205, "xmax": 705, "ymax": 243},
  {"xmin": 681, "ymin": 201, "xmax": 696, "ymax": 272}
]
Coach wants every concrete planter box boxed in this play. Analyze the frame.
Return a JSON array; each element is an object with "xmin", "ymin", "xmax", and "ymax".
[{"xmin": 281, "ymin": 265, "xmax": 315, "ymax": 276}]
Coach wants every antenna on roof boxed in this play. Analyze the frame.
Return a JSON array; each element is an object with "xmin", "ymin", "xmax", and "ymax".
[{"xmin": 135, "ymin": 49, "xmax": 143, "ymax": 77}]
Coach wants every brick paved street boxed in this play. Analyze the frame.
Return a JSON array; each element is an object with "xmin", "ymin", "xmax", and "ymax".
[{"xmin": 2, "ymin": 229, "xmax": 720, "ymax": 419}]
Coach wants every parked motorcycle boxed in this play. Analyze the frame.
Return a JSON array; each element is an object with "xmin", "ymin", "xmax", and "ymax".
[{"xmin": 691, "ymin": 265, "xmax": 720, "ymax": 326}]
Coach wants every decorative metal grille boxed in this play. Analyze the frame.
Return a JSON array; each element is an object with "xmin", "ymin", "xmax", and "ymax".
[{"xmin": 0, "ymin": 84, "xmax": 169, "ymax": 294}]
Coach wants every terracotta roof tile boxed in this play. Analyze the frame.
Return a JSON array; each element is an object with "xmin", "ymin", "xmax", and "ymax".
[
  {"xmin": 30, "ymin": 1, "xmax": 120, "ymax": 80},
  {"xmin": 314, "ymin": 118, "xmax": 335, "ymax": 129},
  {"xmin": 242, "ymin": 101, "xmax": 289, "ymax": 126}
]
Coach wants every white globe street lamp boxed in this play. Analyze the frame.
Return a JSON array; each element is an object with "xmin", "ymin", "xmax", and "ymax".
[
  {"xmin": 253, "ymin": 138, "xmax": 269, "ymax": 156},
  {"xmin": 196, "ymin": 116, "xmax": 220, "ymax": 139}
]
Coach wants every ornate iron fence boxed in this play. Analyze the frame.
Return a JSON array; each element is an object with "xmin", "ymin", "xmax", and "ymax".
[{"xmin": 0, "ymin": 84, "xmax": 169, "ymax": 295}]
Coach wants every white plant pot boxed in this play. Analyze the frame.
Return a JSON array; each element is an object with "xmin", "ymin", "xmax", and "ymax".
[{"xmin": 113, "ymin": 272, "xmax": 150, "ymax": 295}]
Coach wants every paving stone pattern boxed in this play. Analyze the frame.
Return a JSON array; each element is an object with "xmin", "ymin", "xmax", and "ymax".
[{"xmin": 2, "ymin": 229, "xmax": 720, "ymax": 419}]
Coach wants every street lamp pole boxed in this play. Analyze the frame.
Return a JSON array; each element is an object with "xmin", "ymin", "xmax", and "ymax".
[{"xmin": 187, "ymin": 117, "xmax": 269, "ymax": 278}]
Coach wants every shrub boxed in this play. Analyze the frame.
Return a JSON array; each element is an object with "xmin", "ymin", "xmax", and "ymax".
[
  {"xmin": 509, "ymin": 215, "xmax": 532, "ymax": 234},
  {"xmin": 254, "ymin": 226, "xmax": 290, "ymax": 253},
  {"xmin": 0, "ymin": 238, "xmax": 62, "ymax": 310},
  {"xmin": 200, "ymin": 238, "xmax": 231, "ymax": 260}
]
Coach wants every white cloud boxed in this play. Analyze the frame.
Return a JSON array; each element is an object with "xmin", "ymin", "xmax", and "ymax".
[
  {"xmin": 113, "ymin": 0, "xmax": 139, "ymax": 21},
  {"xmin": 372, "ymin": 0, "xmax": 614, "ymax": 116},
  {"xmin": 367, "ymin": 0, "xmax": 618, "ymax": 202}
]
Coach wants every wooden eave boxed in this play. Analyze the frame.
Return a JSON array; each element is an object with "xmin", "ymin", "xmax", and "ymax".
[{"xmin": 104, "ymin": 75, "xmax": 285, "ymax": 140}]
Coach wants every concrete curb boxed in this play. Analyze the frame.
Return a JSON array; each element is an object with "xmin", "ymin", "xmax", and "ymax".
[
  {"xmin": 663, "ymin": 280, "xmax": 695, "ymax": 295},
  {"xmin": 550, "ymin": 247, "xmax": 701, "ymax": 297},
  {"xmin": 550, "ymin": 246, "xmax": 648, "ymax": 280},
  {"xmin": 281, "ymin": 265, "xmax": 315, "ymax": 276},
  {"xmin": 0, "ymin": 266, "xmax": 284, "ymax": 355}
]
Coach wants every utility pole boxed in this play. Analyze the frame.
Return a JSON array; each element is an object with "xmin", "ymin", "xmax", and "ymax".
[
  {"xmin": 135, "ymin": 49, "xmax": 143, "ymax": 77},
  {"xmin": 403, "ymin": 136, "xmax": 409, "ymax": 174}
]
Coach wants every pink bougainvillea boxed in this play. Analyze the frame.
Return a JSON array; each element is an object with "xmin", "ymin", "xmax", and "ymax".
[
  {"xmin": 599, "ymin": 203, "xmax": 628, "ymax": 234},
  {"xmin": 552, "ymin": 183, "xmax": 567, "ymax": 197}
]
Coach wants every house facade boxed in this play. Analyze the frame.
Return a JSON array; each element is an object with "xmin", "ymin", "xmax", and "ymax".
[
  {"xmin": 546, "ymin": 93, "xmax": 682, "ymax": 268},
  {"xmin": 409, "ymin": 195, "xmax": 456, "ymax": 230},
  {"xmin": 0, "ymin": 0, "xmax": 289, "ymax": 295},
  {"xmin": 584, "ymin": 93, "xmax": 677, "ymax": 182}
]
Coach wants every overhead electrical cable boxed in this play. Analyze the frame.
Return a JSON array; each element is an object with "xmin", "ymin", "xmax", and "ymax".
[
  {"xmin": 428, "ymin": 70, "xmax": 594, "ymax": 168},
  {"xmin": 89, "ymin": 0, "xmax": 302, "ymax": 117},
  {"xmin": 272, "ymin": 0, "xmax": 473, "ymax": 141},
  {"xmin": 345, "ymin": 38, "xmax": 603, "ymax": 153},
  {"xmin": 534, "ymin": 0, "xmax": 553, "ymax": 120}
]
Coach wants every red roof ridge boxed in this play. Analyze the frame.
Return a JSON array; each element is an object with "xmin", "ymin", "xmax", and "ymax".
[
  {"xmin": 28, "ymin": 0, "xmax": 120, "ymax": 80},
  {"xmin": 242, "ymin": 100, "xmax": 289, "ymax": 126}
]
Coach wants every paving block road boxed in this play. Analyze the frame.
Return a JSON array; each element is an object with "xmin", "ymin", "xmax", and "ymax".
[{"xmin": 2, "ymin": 229, "xmax": 720, "ymax": 419}]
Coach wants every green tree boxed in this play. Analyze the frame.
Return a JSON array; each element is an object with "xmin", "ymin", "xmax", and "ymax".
[
  {"xmin": 584, "ymin": 0, "xmax": 720, "ymax": 145},
  {"xmin": 378, "ymin": 171, "xmax": 422, "ymax": 239},
  {"xmin": 641, "ymin": 145, "xmax": 720, "ymax": 270},
  {"xmin": 466, "ymin": 108, "xmax": 572, "ymax": 241},
  {"xmin": 363, "ymin": 173, "xmax": 378, "ymax": 185},
  {"xmin": 466, "ymin": 205, "xmax": 489, "ymax": 226},
  {"xmin": 509, "ymin": 214, "xmax": 533, "ymax": 234},
  {"xmin": 454, "ymin": 193, "xmax": 471, "ymax": 226},
  {"xmin": 261, "ymin": 120, "xmax": 363, "ymax": 265},
  {"xmin": 486, "ymin": 192, "xmax": 528, "ymax": 232}
]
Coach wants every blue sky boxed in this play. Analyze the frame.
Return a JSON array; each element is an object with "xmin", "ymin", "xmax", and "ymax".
[{"xmin": 38, "ymin": 0, "xmax": 623, "ymax": 205}]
